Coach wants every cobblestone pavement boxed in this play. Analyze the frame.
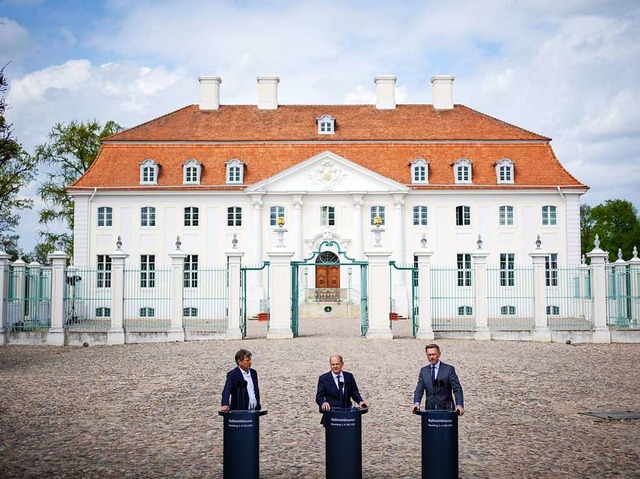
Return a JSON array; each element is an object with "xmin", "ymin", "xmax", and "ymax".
[{"xmin": 1, "ymin": 319, "xmax": 639, "ymax": 478}]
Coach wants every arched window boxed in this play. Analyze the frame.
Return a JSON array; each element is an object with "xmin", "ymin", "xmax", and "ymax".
[
  {"xmin": 453, "ymin": 158, "xmax": 472, "ymax": 184},
  {"xmin": 410, "ymin": 158, "xmax": 429, "ymax": 184},
  {"xmin": 226, "ymin": 159, "xmax": 245, "ymax": 184},
  {"xmin": 496, "ymin": 158, "xmax": 514, "ymax": 184},
  {"xmin": 183, "ymin": 159, "xmax": 202, "ymax": 185},
  {"xmin": 316, "ymin": 115, "xmax": 335, "ymax": 134},
  {"xmin": 139, "ymin": 159, "xmax": 159, "ymax": 185}
]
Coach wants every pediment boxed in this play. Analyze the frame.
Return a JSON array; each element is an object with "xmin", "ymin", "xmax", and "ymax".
[{"xmin": 245, "ymin": 151, "xmax": 409, "ymax": 194}]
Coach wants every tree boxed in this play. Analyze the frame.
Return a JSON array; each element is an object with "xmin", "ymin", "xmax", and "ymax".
[
  {"xmin": 34, "ymin": 119, "xmax": 123, "ymax": 254},
  {"xmin": 580, "ymin": 203, "xmax": 594, "ymax": 256},
  {"xmin": 0, "ymin": 66, "xmax": 38, "ymax": 259},
  {"xmin": 583, "ymin": 199, "xmax": 640, "ymax": 261}
]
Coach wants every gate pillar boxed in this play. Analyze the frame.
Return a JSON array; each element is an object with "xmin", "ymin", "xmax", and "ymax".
[
  {"xmin": 415, "ymin": 250, "xmax": 434, "ymax": 340},
  {"xmin": 47, "ymin": 249, "xmax": 68, "ymax": 346},
  {"xmin": 587, "ymin": 239, "xmax": 611, "ymax": 343},
  {"xmin": 225, "ymin": 250, "xmax": 244, "ymax": 340},
  {"xmin": 364, "ymin": 250, "xmax": 393, "ymax": 339},
  {"xmin": 267, "ymin": 250, "xmax": 294, "ymax": 339}
]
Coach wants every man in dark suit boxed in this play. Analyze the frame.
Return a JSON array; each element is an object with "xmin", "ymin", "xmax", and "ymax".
[
  {"xmin": 220, "ymin": 349, "xmax": 261, "ymax": 411},
  {"xmin": 413, "ymin": 343, "xmax": 464, "ymax": 415},
  {"xmin": 316, "ymin": 354, "xmax": 367, "ymax": 410}
]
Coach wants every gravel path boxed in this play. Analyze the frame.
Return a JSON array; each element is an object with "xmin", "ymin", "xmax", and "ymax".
[{"xmin": 1, "ymin": 318, "xmax": 639, "ymax": 478}]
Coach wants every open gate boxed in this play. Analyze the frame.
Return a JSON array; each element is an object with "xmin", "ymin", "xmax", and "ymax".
[
  {"xmin": 389, "ymin": 260, "xmax": 419, "ymax": 338},
  {"xmin": 291, "ymin": 241, "xmax": 368, "ymax": 337},
  {"xmin": 240, "ymin": 261, "xmax": 270, "ymax": 338}
]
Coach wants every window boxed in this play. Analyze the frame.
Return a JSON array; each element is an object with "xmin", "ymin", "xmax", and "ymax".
[
  {"xmin": 139, "ymin": 159, "xmax": 159, "ymax": 185},
  {"xmin": 458, "ymin": 306, "xmax": 473, "ymax": 315},
  {"xmin": 184, "ymin": 255, "xmax": 198, "ymax": 288},
  {"xmin": 500, "ymin": 253, "xmax": 515, "ymax": 286},
  {"xmin": 545, "ymin": 253, "xmax": 558, "ymax": 287},
  {"xmin": 228, "ymin": 207, "xmax": 242, "ymax": 226},
  {"xmin": 183, "ymin": 159, "xmax": 202, "ymax": 185},
  {"xmin": 410, "ymin": 158, "xmax": 429, "ymax": 184},
  {"xmin": 97, "ymin": 255, "xmax": 112, "ymax": 288},
  {"xmin": 321, "ymin": 206, "xmax": 335, "ymax": 226},
  {"xmin": 455, "ymin": 206, "xmax": 471, "ymax": 226},
  {"xmin": 542, "ymin": 205, "xmax": 557, "ymax": 225},
  {"xmin": 454, "ymin": 159, "xmax": 472, "ymax": 184},
  {"xmin": 499, "ymin": 206, "xmax": 514, "ymax": 226},
  {"xmin": 183, "ymin": 307, "xmax": 198, "ymax": 317},
  {"xmin": 141, "ymin": 207, "xmax": 156, "ymax": 227},
  {"xmin": 226, "ymin": 159, "xmax": 245, "ymax": 184},
  {"xmin": 457, "ymin": 254, "xmax": 472, "ymax": 287},
  {"xmin": 500, "ymin": 306, "xmax": 516, "ymax": 315},
  {"xmin": 140, "ymin": 307, "xmax": 155, "ymax": 317},
  {"xmin": 546, "ymin": 305, "xmax": 560, "ymax": 315},
  {"xmin": 413, "ymin": 206, "xmax": 428, "ymax": 226},
  {"xmin": 270, "ymin": 206, "xmax": 285, "ymax": 226},
  {"xmin": 496, "ymin": 159, "xmax": 514, "ymax": 184},
  {"xmin": 96, "ymin": 307, "xmax": 111, "ymax": 318},
  {"xmin": 184, "ymin": 207, "xmax": 199, "ymax": 227},
  {"xmin": 140, "ymin": 255, "xmax": 156, "ymax": 288},
  {"xmin": 316, "ymin": 114, "xmax": 335, "ymax": 134},
  {"xmin": 370, "ymin": 206, "xmax": 386, "ymax": 225},
  {"xmin": 97, "ymin": 207, "xmax": 113, "ymax": 227}
]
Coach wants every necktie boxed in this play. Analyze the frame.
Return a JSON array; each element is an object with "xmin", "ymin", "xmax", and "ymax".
[{"xmin": 431, "ymin": 365, "xmax": 436, "ymax": 383}]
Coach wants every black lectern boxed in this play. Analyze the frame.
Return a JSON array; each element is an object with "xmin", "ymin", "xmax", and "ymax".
[
  {"xmin": 321, "ymin": 407, "xmax": 368, "ymax": 479},
  {"xmin": 413, "ymin": 409, "xmax": 458, "ymax": 479},
  {"xmin": 218, "ymin": 409, "xmax": 267, "ymax": 479}
]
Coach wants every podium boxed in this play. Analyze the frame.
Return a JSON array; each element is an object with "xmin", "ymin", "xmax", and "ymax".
[
  {"xmin": 321, "ymin": 407, "xmax": 368, "ymax": 479},
  {"xmin": 413, "ymin": 409, "xmax": 459, "ymax": 479},
  {"xmin": 218, "ymin": 409, "xmax": 267, "ymax": 479}
]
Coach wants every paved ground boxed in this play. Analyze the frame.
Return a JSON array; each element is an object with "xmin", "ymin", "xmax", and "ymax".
[{"xmin": 1, "ymin": 318, "xmax": 639, "ymax": 478}]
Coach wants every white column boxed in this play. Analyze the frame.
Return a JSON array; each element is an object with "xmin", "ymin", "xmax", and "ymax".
[
  {"xmin": 108, "ymin": 249, "xmax": 129, "ymax": 345},
  {"xmin": 291, "ymin": 194, "xmax": 304, "ymax": 260},
  {"xmin": 472, "ymin": 250, "xmax": 491, "ymax": 340},
  {"xmin": 415, "ymin": 250, "xmax": 434, "ymax": 340},
  {"xmin": 628, "ymin": 248, "xmax": 640, "ymax": 326},
  {"xmin": 225, "ymin": 250, "xmax": 244, "ymax": 339},
  {"xmin": 364, "ymin": 249, "xmax": 393, "ymax": 339},
  {"xmin": 168, "ymin": 249, "xmax": 187, "ymax": 342},
  {"xmin": 266, "ymin": 250, "xmax": 294, "ymax": 339},
  {"xmin": 0, "ymin": 249, "xmax": 9, "ymax": 344},
  {"xmin": 529, "ymin": 250, "xmax": 552, "ymax": 342},
  {"xmin": 47, "ymin": 250, "xmax": 68, "ymax": 346},
  {"xmin": 587, "ymin": 243, "xmax": 610, "ymax": 343},
  {"xmin": 352, "ymin": 195, "xmax": 364, "ymax": 260}
]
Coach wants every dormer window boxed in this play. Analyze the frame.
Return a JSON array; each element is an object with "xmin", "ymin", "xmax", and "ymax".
[
  {"xmin": 139, "ymin": 159, "xmax": 159, "ymax": 185},
  {"xmin": 453, "ymin": 158, "xmax": 472, "ymax": 184},
  {"xmin": 496, "ymin": 158, "xmax": 514, "ymax": 184},
  {"xmin": 316, "ymin": 115, "xmax": 335, "ymax": 135},
  {"xmin": 410, "ymin": 158, "xmax": 429, "ymax": 184},
  {"xmin": 226, "ymin": 159, "xmax": 245, "ymax": 184},
  {"xmin": 183, "ymin": 159, "xmax": 202, "ymax": 185}
]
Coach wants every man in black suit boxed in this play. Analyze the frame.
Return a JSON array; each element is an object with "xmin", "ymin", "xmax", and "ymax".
[
  {"xmin": 220, "ymin": 349, "xmax": 261, "ymax": 411},
  {"xmin": 413, "ymin": 343, "xmax": 464, "ymax": 415},
  {"xmin": 316, "ymin": 354, "xmax": 367, "ymax": 410}
]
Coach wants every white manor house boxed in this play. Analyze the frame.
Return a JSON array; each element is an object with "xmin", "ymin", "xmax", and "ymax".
[{"xmin": 2, "ymin": 74, "xmax": 639, "ymax": 345}]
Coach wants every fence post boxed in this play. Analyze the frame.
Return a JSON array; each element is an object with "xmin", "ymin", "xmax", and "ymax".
[
  {"xmin": 472, "ymin": 250, "xmax": 491, "ymax": 340},
  {"xmin": 226, "ymin": 250, "xmax": 244, "ymax": 339},
  {"xmin": 415, "ymin": 250, "xmax": 434, "ymax": 340},
  {"xmin": 27, "ymin": 261, "xmax": 41, "ymax": 325},
  {"xmin": 364, "ymin": 250, "xmax": 393, "ymax": 339},
  {"xmin": 266, "ymin": 250, "xmax": 294, "ymax": 339},
  {"xmin": 587, "ymin": 239, "xmax": 611, "ymax": 343},
  {"xmin": 628, "ymin": 247, "xmax": 640, "ymax": 327},
  {"xmin": 108, "ymin": 247, "xmax": 129, "ymax": 346},
  {"xmin": 168, "ymin": 248, "xmax": 187, "ymax": 342},
  {"xmin": 47, "ymin": 250, "xmax": 68, "ymax": 346},
  {"xmin": 0, "ymin": 249, "xmax": 10, "ymax": 344},
  {"xmin": 529, "ymin": 247, "xmax": 552, "ymax": 342}
]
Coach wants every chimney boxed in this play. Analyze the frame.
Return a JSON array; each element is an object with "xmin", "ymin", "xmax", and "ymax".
[
  {"xmin": 198, "ymin": 76, "xmax": 222, "ymax": 110},
  {"xmin": 257, "ymin": 76, "xmax": 279, "ymax": 110},
  {"xmin": 374, "ymin": 75, "xmax": 397, "ymax": 109},
  {"xmin": 431, "ymin": 75, "xmax": 455, "ymax": 110}
]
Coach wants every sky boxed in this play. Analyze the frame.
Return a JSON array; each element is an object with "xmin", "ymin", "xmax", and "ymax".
[{"xmin": 1, "ymin": 0, "xmax": 639, "ymax": 254}]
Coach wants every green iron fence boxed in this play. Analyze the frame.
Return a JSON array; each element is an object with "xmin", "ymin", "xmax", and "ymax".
[
  {"xmin": 241, "ymin": 262, "xmax": 270, "ymax": 337},
  {"xmin": 6, "ymin": 266, "xmax": 52, "ymax": 330},
  {"xmin": 183, "ymin": 266, "xmax": 228, "ymax": 333},
  {"xmin": 123, "ymin": 268, "xmax": 172, "ymax": 332},
  {"xmin": 431, "ymin": 266, "xmax": 475, "ymax": 331},
  {"xmin": 65, "ymin": 268, "xmax": 112, "ymax": 332},
  {"xmin": 487, "ymin": 266, "xmax": 534, "ymax": 330},
  {"xmin": 547, "ymin": 266, "xmax": 592, "ymax": 330},
  {"xmin": 606, "ymin": 265, "xmax": 639, "ymax": 328}
]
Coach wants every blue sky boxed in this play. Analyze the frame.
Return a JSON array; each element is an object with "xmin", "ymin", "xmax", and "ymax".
[{"xmin": 2, "ymin": 0, "xmax": 640, "ymax": 253}]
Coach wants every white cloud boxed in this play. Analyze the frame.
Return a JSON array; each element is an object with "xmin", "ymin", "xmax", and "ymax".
[{"xmin": 0, "ymin": 17, "xmax": 31, "ymax": 64}]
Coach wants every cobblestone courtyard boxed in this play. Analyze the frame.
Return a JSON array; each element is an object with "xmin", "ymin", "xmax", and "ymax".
[{"xmin": 1, "ymin": 318, "xmax": 639, "ymax": 478}]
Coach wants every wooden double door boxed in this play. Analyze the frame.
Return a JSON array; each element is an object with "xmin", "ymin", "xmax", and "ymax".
[{"xmin": 315, "ymin": 251, "xmax": 340, "ymax": 289}]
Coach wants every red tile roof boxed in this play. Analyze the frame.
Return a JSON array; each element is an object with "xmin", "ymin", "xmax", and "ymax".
[{"xmin": 69, "ymin": 103, "xmax": 586, "ymax": 191}]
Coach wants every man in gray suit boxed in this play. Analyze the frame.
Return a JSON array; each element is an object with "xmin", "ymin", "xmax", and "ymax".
[{"xmin": 413, "ymin": 343, "xmax": 464, "ymax": 415}]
